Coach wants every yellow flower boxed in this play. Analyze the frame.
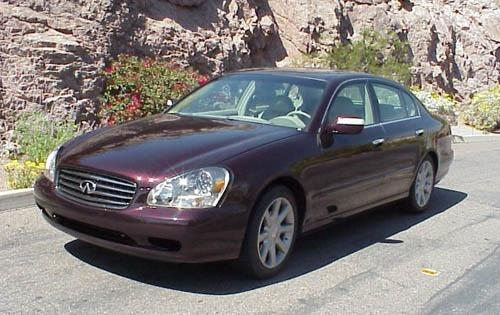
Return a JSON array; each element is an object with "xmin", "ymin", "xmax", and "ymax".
[
  {"xmin": 4, "ymin": 159, "xmax": 20, "ymax": 169},
  {"xmin": 4, "ymin": 158, "xmax": 45, "ymax": 189}
]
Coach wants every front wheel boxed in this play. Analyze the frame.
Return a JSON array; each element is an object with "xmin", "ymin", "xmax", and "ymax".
[
  {"xmin": 405, "ymin": 157, "xmax": 435, "ymax": 212},
  {"xmin": 240, "ymin": 186, "xmax": 299, "ymax": 279}
]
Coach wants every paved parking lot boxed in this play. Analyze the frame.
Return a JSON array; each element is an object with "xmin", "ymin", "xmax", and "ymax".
[{"xmin": 1, "ymin": 137, "xmax": 499, "ymax": 314}]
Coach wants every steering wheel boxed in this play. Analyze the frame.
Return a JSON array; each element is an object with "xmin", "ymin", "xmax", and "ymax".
[{"xmin": 287, "ymin": 110, "xmax": 311, "ymax": 120}]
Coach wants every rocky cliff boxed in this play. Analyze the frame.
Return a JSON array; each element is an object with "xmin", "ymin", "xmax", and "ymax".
[
  {"xmin": 272, "ymin": 0, "xmax": 499, "ymax": 98},
  {"xmin": 0, "ymin": 0, "xmax": 499, "ymax": 143}
]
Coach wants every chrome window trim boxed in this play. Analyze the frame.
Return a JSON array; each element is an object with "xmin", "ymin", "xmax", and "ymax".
[
  {"xmin": 363, "ymin": 115, "xmax": 421, "ymax": 129},
  {"xmin": 317, "ymin": 78, "xmax": 423, "ymax": 134}
]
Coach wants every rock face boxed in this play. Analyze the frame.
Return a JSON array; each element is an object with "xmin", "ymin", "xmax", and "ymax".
[
  {"xmin": 0, "ymin": 0, "xmax": 499, "ymax": 144},
  {"xmin": 0, "ymin": 0, "xmax": 286, "ymax": 144},
  {"xmin": 271, "ymin": 0, "xmax": 499, "ymax": 99}
]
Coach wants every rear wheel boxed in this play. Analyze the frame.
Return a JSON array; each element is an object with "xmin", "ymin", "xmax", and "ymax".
[
  {"xmin": 240, "ymin": 186, "xmax": 298, "ymax": 279},
  {"xmin": 405, "ymin": 157, "xmax": 435, "ymax": 212}
]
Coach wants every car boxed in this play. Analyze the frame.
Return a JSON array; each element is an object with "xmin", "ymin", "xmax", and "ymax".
[{"xmin": 34, "ymin": 69, "xmax": 454, "ymax": 278}]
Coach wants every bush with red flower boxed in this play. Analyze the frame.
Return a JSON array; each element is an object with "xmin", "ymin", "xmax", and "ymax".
[{"xmin": 99, "ymin": 55, "xmax": 208, "ymax": 125}]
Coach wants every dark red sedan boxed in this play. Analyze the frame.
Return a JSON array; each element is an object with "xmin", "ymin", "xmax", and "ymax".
[{"xmin": 34, "ymin": 69, "xmax": 453, "ymax": 278}]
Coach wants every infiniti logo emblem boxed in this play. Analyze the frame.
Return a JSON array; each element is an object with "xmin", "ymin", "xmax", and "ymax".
[{"xmin": 79, "ymin": 180, "xmax": 97, "ymax": 194}]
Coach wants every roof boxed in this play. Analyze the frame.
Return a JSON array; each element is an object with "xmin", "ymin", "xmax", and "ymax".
[
  {"xmin": 228, "ymin": 67, "xmax": 406, "ymax": 89},
  {"xmin": 230, "ymin": 67, "xmax": 377, "ymax": 81}
]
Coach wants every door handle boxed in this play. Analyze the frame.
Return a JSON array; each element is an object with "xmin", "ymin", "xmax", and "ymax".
[
  {"xmin": 372, "ymin": 138, "xmax": 385, "ymax": 146},
  {"xmin": 415, "ymin": 129, "xmax": 424, "ymax": 136}
]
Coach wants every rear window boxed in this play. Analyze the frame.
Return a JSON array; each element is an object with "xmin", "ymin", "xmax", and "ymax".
[{"xmin": 402, "ymin": 92, "xmax": 418, "ymax": 117}]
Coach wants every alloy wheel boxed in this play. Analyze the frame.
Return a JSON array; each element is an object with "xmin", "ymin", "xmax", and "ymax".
[
  {"xmin": 257, "ymin": 197, "xmax": 295, "ymax": 269},
  {"xmin": 415, "ymin": 160, "xmax": 434, "ymax": 207}
]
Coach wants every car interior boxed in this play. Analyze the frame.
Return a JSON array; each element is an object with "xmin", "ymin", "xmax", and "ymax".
[
  {"xmin": 171, "ymin": 77, "xmax": 325, "ymax": 129},
  {"xmin": 373, "ymin": 84, "xmax": 417, "ymax": 122},
  {"xmin": 327, "ymin": 83, "xmax": 374, "ymax": 125},
  {"xmin": 171, "ymin": 77, "xmax": 422, "ymax": 130}
]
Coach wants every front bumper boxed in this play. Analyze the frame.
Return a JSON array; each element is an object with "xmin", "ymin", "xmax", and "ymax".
[{"xmin": 34, "ymin": 176, "xmax": 247, "ymax": 263}]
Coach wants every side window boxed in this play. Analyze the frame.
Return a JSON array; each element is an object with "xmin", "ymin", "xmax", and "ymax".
[
  {"xmin": 327, "ymin": 83, "xmax": 374, "ymax": 125},
  {"xmin": 372, "ymin": 84, "xmax": 407, "ymax": 122},
  {"xmin": 402, "ymin": 92, "xmax": 418, "ymax": 117}
]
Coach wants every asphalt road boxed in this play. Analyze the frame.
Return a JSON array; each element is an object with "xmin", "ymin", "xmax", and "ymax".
[{"xmin": 1, "ymin": 137, "xmax": 500, "ymax": 315}]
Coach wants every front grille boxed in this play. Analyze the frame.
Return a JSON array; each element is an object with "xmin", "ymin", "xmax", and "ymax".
[{"xmin": 56, "ymin": 168, "xmax": 137, "ymax": 209}]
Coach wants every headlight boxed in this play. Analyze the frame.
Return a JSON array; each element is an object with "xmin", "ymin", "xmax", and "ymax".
[
  {"xmin": 44, "ymin": 147, "xmax": 59, "ymax": 182},
  {"xmin": 147, "ymin": 167, "xmax": 230, "ymax": 208}
]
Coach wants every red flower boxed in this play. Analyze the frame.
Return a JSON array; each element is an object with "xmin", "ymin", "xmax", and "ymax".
[
  {"xmin": 126, "ymin": 103, "xmax": 138, "ymax": 113},
  {"xmin": 131, "ymin": 94, "xmax": 141, "ymax": 106},
  {"xmin": 104, "ymin": 65, "xmax": 115, "ymax": 73},
  {"xmin": 143, "ymin": 58, "xmax": 154, "ymax": 68},
  {"xmin": 197, "ymin": 75, "xmax": 209, "ymax": 86},
  {"xmin": 125, "ymin": 94, "xmax": 141, "ymax": 114},
  {"xmin": 107, "ymin": 116, "xmax": 116, "ymax": 126}
]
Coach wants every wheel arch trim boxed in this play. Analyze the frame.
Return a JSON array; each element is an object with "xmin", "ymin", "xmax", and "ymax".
[{"xmin": 250, "ymin": 175, "xmax": 307, "ymax": 231}]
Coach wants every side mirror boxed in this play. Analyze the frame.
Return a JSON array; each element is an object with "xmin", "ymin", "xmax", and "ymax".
[{"xmin": 327, "ymin": 116, "xmax": 365, "ymax": 134}]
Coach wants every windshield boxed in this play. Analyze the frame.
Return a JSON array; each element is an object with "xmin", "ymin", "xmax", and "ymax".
[{"xmin": 168, "ymin": 74, "xmax": 326, "ymax": 129}]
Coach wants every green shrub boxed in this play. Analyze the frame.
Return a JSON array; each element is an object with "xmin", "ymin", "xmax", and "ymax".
[
  {"xmin": 412, "ymin": 89, "xmax": 459, "ymax": 124},
  {"xmin": 13, "ymin": 112, "xmax": 78, "ymax": 163},
  {"xmin": 323, "ymin": 30, "xmax": 412, "ymax": 85},
  {"xmin": 4, "ymin": 112, "xmax": 78, "ymax": 189},
  {"xmin": 460, "ymin": 85, "xmax": 500, "ymax": 132},
  {"xmin": 99, "ymin": 55, "xmax": 208, "ymax": 125}
]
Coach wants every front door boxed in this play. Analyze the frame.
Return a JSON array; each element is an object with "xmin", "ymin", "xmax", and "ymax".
[{"xmin": 305, "ymin": 81, "xmax": 387, "ymax": 223}]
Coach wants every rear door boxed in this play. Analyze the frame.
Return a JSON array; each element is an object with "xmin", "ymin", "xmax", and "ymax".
[{"xmin": 369, "ymin": 81, "xmax": 425, "ymax": 199}]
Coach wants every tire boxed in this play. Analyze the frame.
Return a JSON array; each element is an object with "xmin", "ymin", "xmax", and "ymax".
[
  {"xmin": 240, "ymin": 186, "xmax": 299, "ymax": 279},
  {"xmin": 404, "ymin": 156, "xmax": 436, "ymax": 213}
]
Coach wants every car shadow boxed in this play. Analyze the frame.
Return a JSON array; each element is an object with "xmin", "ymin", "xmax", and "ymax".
[{"xmin": 64, "ymin": 187, "xmax": 467, "ymax": 295}]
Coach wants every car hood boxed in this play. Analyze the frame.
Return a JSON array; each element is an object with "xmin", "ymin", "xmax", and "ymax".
[{"xmin": 59, "ymin": 114, "xmax": 298, "ymax": 185}]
